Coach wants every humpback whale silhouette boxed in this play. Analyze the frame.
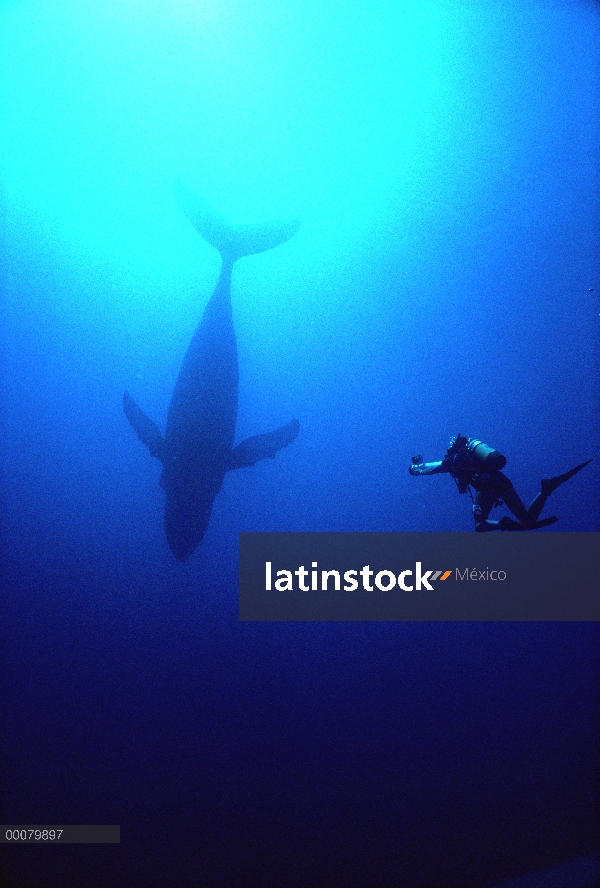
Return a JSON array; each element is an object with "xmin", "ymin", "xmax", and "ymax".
[{"xmin": 124, "ymin": 183, "xmax": 300, "ymax": 560}]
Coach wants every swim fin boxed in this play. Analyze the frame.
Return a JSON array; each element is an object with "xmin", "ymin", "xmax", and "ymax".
[
  {"xmin": 541, "ymin": 459, "xmax": 592, "ymax": 497},
  {"xmin": 499, "ymin": 516, "xmax": 559, "ymax": 531}
]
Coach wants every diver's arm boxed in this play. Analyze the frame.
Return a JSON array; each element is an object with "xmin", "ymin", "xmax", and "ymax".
[{"xmin": 409, "ymin": 460, "xmax": 446, "ymax": 476}]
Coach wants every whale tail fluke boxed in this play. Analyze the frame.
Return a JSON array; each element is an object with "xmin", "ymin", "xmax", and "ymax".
[{"xmin": 173, "ymin": 180, "xmax": 300, "ymax": 263}]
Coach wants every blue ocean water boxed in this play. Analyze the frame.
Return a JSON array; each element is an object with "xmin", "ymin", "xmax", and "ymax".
[{"xmin": 1, "ymin": 1, "xmax": 599, "ymax": 886}]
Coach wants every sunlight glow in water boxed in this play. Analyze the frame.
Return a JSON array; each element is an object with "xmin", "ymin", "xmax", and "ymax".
[{"xmin": 1, "ymin": 0, "xmax": 455, "ymax": 284}]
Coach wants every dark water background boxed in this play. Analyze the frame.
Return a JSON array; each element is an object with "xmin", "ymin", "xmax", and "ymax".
[{"xmin": 1, "ymin": 1, "xmax": 599, "ymax": 885}]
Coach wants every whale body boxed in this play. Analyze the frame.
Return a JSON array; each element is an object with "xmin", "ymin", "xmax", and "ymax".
[{"xmin": 124, "ymin": 183, "xmax": 300, "ymax": 560}]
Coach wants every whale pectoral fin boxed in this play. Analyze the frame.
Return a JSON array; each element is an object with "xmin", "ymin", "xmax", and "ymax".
[
  {"xmin": 228, "ymin": 419, "xmax": 300, "ymax": 470},
  {"xmin": 123, "ymin": 392, "xmax": 166, "ymax": 462}
]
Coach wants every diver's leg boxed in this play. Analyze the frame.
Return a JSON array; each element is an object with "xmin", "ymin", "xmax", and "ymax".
[
  {"xmin": 501, "ymin": 486, "xmax": 532, "ymax": 525},
  {"xmin": 524, "ymin": 491, "xmax": 548, "ymax": 524},
  {"xmin": 506, "ymin": 483, "xmax": 556, "ymax": 524},
  {"xmin": 472, "ymin": 490, "xmax": 501, "ymax": 531}
]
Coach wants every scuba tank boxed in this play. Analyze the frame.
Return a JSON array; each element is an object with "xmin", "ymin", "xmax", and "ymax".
[
  {"xmin": 466, "ymin": 439, "xmax": 506, "ymax": 471},
  {"xmin": 444, "ymin": 435, "xmax": 507, "ymax": 495}
]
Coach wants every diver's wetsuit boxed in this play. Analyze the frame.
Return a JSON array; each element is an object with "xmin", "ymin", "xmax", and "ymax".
[{"xmin": 409, "ymin": 441, "xmax": 591, "ymax": 531}]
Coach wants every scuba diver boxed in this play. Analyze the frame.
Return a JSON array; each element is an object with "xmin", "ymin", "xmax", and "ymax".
[{"xmin": 409, "ymin": 435, "xmax": 592, "ymax": 531}]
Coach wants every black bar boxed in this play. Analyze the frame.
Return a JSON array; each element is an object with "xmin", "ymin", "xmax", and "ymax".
[
  {"xmin": 1, "ymin": 826, "xmax": 120, "ymax": 843},
  {"xmin": 239, "ymin": 532, "xmax": 600, "ymax": 621}
]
